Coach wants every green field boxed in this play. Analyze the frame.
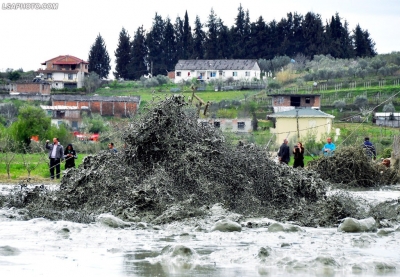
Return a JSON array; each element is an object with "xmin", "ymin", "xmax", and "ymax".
[{"xmin": 0, "ymin": 153, "xmax": 87, "ymax": 183}]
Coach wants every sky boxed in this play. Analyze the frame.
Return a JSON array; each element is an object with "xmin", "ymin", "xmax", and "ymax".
[{"xmin": 1, "ymin": 0, "xmax": 400, "ymax": 77}]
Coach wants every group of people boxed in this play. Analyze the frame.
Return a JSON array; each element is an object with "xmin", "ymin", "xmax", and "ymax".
[
  {"xmin": 277, "ymin": 139, "xmax": 306, "ymax": 168},
  {"xmin": 277, "ymin": 136, "xmax": 380, "ymax": 168},
  {"xmin": 45, "ymin": 138, "xmax": 118, "ymax": 180}
]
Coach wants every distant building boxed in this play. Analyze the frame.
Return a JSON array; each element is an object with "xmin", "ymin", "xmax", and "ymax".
[
  {"xmin": 269, "ymin": 108, "xmax": 334, "ymax": 144},
  {"xmin": 10, "ymin": 81, "xmax": 51, "ymax": 95},
  {"xmin": 174, "ymin": 59, "xmax": 261, "ymax": 84},
  {"xmin": 198, "ymin": 118, "xmax": 253, "ymax": 132},
  {"xmin": 37, "ymin": 55, "xmax": 89, "ymax": 89},
  {"xmin": 374, "ymin": 112, "xmax": 400, "ymax": 127},
  {"xmin": 40, "ymin": 105, "xmax": 88, "ymax": 130},
  {"xmin": 51, "ymin": 95, "xmax": 140, "ymax": 117},
  {"xmin": 270, "ymin": 94, "xmax": 321, "ymax": 113}
]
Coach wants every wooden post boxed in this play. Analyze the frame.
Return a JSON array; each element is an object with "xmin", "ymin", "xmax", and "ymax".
[{"xmin": 392, "ymin": 135, "xmax": 400, "ymax": 173}]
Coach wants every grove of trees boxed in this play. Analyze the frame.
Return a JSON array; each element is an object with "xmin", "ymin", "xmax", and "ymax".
[{"xmin": 105, "ymin": 5, "xmax": 377, "ymax": 80}]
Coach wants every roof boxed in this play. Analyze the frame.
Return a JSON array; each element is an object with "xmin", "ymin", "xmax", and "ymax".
[
  {"xmin": 40, "ymin": 105, "xmax": 80, "ymax": 110},
  {"xmin": 175, "ymin": 59, "xmax": 260, "ymax": 71},
  {"xmin": 41, "ymin": 55, "xmax": 89, "ymax": 65},
  {"xmin": 51, "ymin": 95, "xmax": 141, "ymax": 103},
  {"xmin": 268, "ymin": 108, "xmax": 335, "ymax": 118}
]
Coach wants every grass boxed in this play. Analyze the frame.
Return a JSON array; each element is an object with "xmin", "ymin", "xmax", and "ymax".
[{"xmin": 0, "ymin": 153, "xmax": 87, "ymax": 183}]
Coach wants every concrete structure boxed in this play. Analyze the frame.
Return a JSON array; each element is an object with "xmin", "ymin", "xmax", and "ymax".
[
  {"xmin": 269, "ymin": 108, "xmax": 334, "ymax": 145},
  {"xmin": 10, "ymin": 82, "xmax": 51, "ymax": 95},
  {"xmin": 40, "ymin": 105, "xmax": 88, "ymax": 130},
  {"xmin": 198, "ymin": 118, "xmax": 253, "ymax": 133},
  {"xmin": 37, "ymin": 55, "xmax": 89, "ymax": 89},
  {"xmin": 270, "ymin": 94, "xmax": 321, "ymax": 113},
  {"xmin": 374, "ymin": 112, "xmax": 400, "ymax": 128},
  {"xmin": 174, "ymin": 59, "xmax": 260, "ymax": 84},
  {"xmin": 51, "ymin": 95, "xmax": 140, "ymax": 117}
]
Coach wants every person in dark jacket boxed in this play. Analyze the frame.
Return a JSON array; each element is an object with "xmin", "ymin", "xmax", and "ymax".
[
  {"xmin": 293, "ymin": 142, "xmax": 305, "ymax": 168},
  {"xmin": 64, "ymin": 143, "xmax": 77, "ymax": 169},
  {"xmin": 362, "ymin": 137, "xmax": 376, "ymax": 160},
  {"xmin": 277, "ymin": 139, "xmax": 290, "ymax": 164},
  {"xmin": 45, "ymin": 137, "xmax": 64, "ymax": 179}
]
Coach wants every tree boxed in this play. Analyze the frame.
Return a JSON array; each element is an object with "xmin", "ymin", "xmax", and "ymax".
[
  {"xmin": 83, "ymin": 114, "xmax": 110, "ymax": 133},
  {"xmin": 147, "ymin": 13, "xmax": 165, "ymax": 76},
  {"xmin": 88, "ymin": 34, "xmax": 111, "ymax": 79},
  {"xmin": 353, "ymin": 24, "xmax": 377, "ymax": 58},
  {"xmin": 128, "ymin": 26, "xmax": 148, "ymax": 80},
  {"xmin": 114, "ymin": 27, "xmax": 131, "ymax": 80},
  {"xmin": 10, "ymin": 105, "xmax": 51, "ymax": 147},
  {"xmin": 182, "ymin": 11, "xmax": 193, "ymax": 59},
  {"xmin": 163, "ymin": 17, "xmax": 177, "ymax": 72},
  {"xmin": 7, "ymin": 70, "xmax": 20, "ymax": 81},
  {"xmin": 302, "ymin": 12, "xmax": 326, "ymax": 58},
  {"xmin": 353, "ymin": 95, "xmax": 368, "ymax": 112},
  {"xmin": 192, "ymin": 15, "xmax": 205, "ymax": 59},
  {"xmin": 383, "ymin": 102, "xmax": 395, "ymax": 113},
  {"xmin": 204, "ymin": 8, "xmax": 219, "ymax": 59},
  {"xmin": 84, "ymin": 72, "xmax": 102, "ymax": 93},
  {"xmin": 333, "ymin": 100, "xmax": 346, "ymax": 112}
]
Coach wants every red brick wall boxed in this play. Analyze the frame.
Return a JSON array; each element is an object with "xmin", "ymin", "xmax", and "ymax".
[
  {"xmin": 14, "ymin": 83, "xmax": 50, "ymax": 94},
  {"xmin": 52, "ymin": 100, "xmax": 138, "ymax": 117},
  {"xmin": 273, "ymin": 95, "xmax": 320, "ymax": 108}
]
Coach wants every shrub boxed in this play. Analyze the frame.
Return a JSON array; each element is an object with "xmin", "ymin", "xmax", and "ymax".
[{"xmin": 381, "ymin": 148, "xmax": 392, "ymax": 158}]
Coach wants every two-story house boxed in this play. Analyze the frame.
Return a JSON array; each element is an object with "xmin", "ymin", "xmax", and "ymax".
[
  {"xmin": 174, "ymin": 59, "xmax": 261, "ymax": 84},
  {"xmin": 37, "ymin": 55, "xmax": 89, "ymax": 89}
]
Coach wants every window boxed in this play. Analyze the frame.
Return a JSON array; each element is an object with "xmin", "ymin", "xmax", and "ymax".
[
  {"xmin": 47, "ymin": 73, "xmax": 52, "ymax": 79},
  {"xmin": 210, "ymin": 71, "xmax": 216, "ymax": 77},
  {"xmin": 188, "ymin": 72, "xmax": 190, "ymax": 76},
  {"xmin": 245, "ymin": 71, "xmax": 250, "ymax": 77},
  {"xmin": 68, "ymin": 74, "xmax": 73, "ymax": 80},
  {"xmin": 305, "ymin": 97, "xmax": 311, "ymax": 104},
  {"xmin": 72, "ymin": 121, "xmax": 78, "ymax": 128},
  {"xmin": 232, "ymin": 72, "xmax": 238, "ymax": 77},
  {"xmin": 176, "ymin": 71, "xmax": 181, "ymax": 77},
  {"xmin": 238, "ymin": 122, "xmax": 245, "ymax": 129},
  {"xmin": 85, "ymin": 65, "xmax": 88, "ymax": 69},
  {"xmin": 214, "ymin": 121, "xmax": 220, "ymax": 128}
]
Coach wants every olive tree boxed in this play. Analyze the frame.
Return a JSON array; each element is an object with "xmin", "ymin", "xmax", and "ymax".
[{"xmin": 333, "ymin": 100, "xmax": 346, "ymax": 112}]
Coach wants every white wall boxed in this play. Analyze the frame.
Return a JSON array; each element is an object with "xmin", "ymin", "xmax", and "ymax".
[{"xmin": 175, "ymin": 69, "xmax": 260, "ymax": 83}]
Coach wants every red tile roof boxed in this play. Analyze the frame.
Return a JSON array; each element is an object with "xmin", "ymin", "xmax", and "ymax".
[{"xmin": 41, "ymin": 55, "xmax": 88, "ymax": 65}]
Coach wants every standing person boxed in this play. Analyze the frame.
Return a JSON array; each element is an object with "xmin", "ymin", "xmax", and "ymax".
[
  {"xmin": 108, "ymin": 142, "xmax": 117, "ymax": 153},
  {"xmin": 293, "ymin": 142, "xmax": 305, "ymax": 168},
  {"xmin": 277, "ymin": 139, "xmax": 290, "ymax": 165},
  {"xmin": 322, "ymin": 137, "xmax": 336, "ymax": 156},
  {"xmin": 45, "ymin": 138, "xmax": 64, "ymax": 179},
  {"xmin": 362, "ymin": 137, "xmax": 376, "ymax": 160},
  {"xmin": 64, "ymin": 143, "xmax": 78, "ymax": 169}
]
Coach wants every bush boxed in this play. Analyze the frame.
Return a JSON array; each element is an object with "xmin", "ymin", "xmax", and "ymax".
[
  {"xmin": 267, "ymin": 80, "xmax": 281, "ymax": 89},
  {"xmin": 381, "ymin": 148, "xmax": 392, "ymax": 158}
]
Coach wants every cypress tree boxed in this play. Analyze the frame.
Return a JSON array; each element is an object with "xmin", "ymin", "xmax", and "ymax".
[
  {"xmin": 88, "ymin": 34, "xmax": 111, "ymax": 79},
  {"xmin": 128, "ymin": 26, "xmax": 148, "ymax": 80},
  {"xmin": 204, "ymin": 8, "xmax": 219, "ymax": 59},
  {"xmin": 146, "ymin": 13, "xmax": 165, "ymax": 76},
  {"xmin": 182, "ymin": 11, "xmax": 193, "ymax": 59},
  {"xmin": 163, "ymin": 17, "xmax": 177, "ymax": 72},
  {"xmin": 114, "ymin": 27, "xmax": 131, "ymax": 80},
  {"xmin": 192, "ymin": 15, "xmax": 205, "ymax": 59}
]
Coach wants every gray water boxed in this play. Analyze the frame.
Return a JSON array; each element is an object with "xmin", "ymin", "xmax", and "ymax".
[{"xmin": 1, "ymin": 185, "xmax": 400, "ymax": 277}]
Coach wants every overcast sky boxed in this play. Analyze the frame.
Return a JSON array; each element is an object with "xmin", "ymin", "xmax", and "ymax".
[{"xmin": 1, "ymin": 0, "xmax": 399, "ymax": 76}]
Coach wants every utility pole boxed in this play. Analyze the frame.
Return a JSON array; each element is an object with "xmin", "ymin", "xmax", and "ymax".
[{"xmin": 296, "ymin": 109, "xmax": 300, "ymax": 139}]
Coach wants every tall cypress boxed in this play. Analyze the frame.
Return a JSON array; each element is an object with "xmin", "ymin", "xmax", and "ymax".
[
  {"xmin": 182, "ymin": 11, "xmax": 193, "ymax": 59},
  {"xmin": 302, "ymin": 12, "xmax": 326, "ymax": 58},
  {"xmin": 192, "ymin": 15, "xmax": 205, "ymax": 59},
  {"xmin": 88, "ymin": 33, "xmax": 111, "ymax": 79},
  {"xmin": 128, "ymin": 26, "xmax": 148, "ymax": 80},
  {"xmin": 204, "ymin": 8, "xmax": 219, "ymax": 59},
  {"xmin": 146, "ymin": 13, "xmax": 165, "ymax": 76},
  {"xmin": 114, "ymin": 27, "xmax": 131, "ymax": 80},
  {"xmin": 163, "ymin": 17, "xmax": 177, "ymax": 72}
]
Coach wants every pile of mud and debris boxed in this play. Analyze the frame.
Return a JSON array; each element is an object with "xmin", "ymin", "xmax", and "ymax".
[
  {"xmin": 308, "ymin": 145, "xmax": 400, "ymax": 187},
  {"xmin": 2, "ymin": 96, "xmax": 399, "ymax": 227}
]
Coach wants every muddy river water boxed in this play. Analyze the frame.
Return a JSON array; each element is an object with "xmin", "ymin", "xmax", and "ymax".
[{"xmin": 1, "ymin": 185, "xmax": 400, "ymax": 277}]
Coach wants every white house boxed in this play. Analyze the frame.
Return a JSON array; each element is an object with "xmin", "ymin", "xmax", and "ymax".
[
  {"xmin": 37, "ymin": 55, "xmax": 89, "ymax": 89},
  {"xmin": 174, "ymin": 59, "xmax": 261, "ymax": 83}
]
